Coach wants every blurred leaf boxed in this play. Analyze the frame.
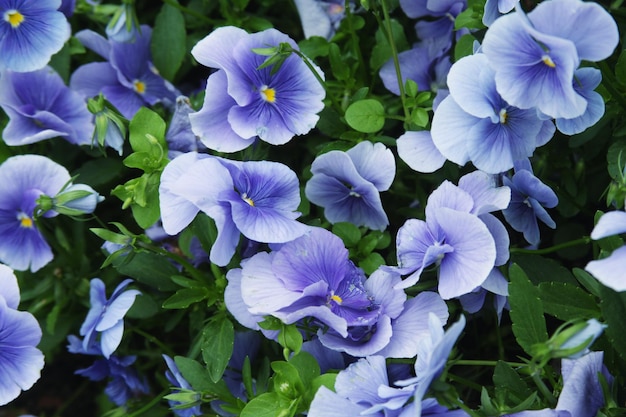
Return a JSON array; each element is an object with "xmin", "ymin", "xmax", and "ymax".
[
  {"xmin": 508, "ymin": 264, "xmax": 548, "ymax": 355},
  {"xmin": 511, "ymin": 253, "xmax": 577, "ymax": 285},
  {"xmin": 162, "ymin": 287, "xmax": 209, "ymax": 309},
  {"xmin": 240, "ymin": 392, "xmax": 283, "ymax": 417},
  {"xmin": 151, "ymin": 3, "xmax": 187, "ymax": 80},
  {"xmin": 332, "ymin": 222, "xmax": 361, "ymax": 247},
  {"xmin": 493, "ymin": 361, "xmax": 532, "ymax": 405},
  {"xmin": 454, "ymin": 34, "xmax": 477, "ymax": 62},
  {"xmin": 599, "ymin": 285, "xmax": 626, "ymax": 361},
  {"xmin": 114, "ymin": 251, "xmax": 179, "ymax": 291},
  {"xmin": 358, "ymin": 252, "xmax": 385, "ymax": 275}
]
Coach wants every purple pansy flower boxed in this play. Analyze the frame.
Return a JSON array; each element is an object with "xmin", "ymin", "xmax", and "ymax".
[
  {"xmin": 0, "ymin": 264, "xmax": 44, "ymax": 406},
  {"xmin": 305, "ymin": 141, "xmax": 395, "ymax": 231},
  {"xmin": 482, "ymin": 0, "xmax": 618, "ymax": 120},
  {"xmin": 0, "ymin": 155, "xmax": 72, "ymax": 271},
  {"xmin": 189, "ymin": 26, "xmax": 326, "ymax": 152},
  {"xmin": 0, "ymin": 0, "xmax": 70, "ymax": 72},
  {"xmin": 166, "ymin": 96, "xmax": 206, "ymax": 159},
  {"xmin": 79, "ymin": 278, "xmax": 141, "ymax": 359},
  {"xmin": 236, "ymin": 227, "xmax": 378, "ymax": 338},
  {"xmin": 431, "ymin": 53, "xmax": 555, "ymax": 174},
  {"xmin": 394, "ymin": 175, "xmax": 508, "ymax": 298},
  {"xmin": 555, "ymin": 67, "xmax": 605, "ymax": 135},
  {"xmin": 70, "ymin": 26, "xmax": 175, "ymax": 119},
  {"xmin": 0, "ymin": 67, "xmax": 95, "ymax": 146},
  {"xmin": 159, "ymin": 152, "xmax": 309, "ymax": 266},
  {"xmin": 502, "ymin": 168, "xmax": 558, "ymax": 245}
]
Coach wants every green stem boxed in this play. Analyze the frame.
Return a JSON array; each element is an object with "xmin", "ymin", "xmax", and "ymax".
[
  {"xmin": 378, "ymin": 0, "xmax": 410, "ymax": 122},
  {"xmin": 290, "ymin": 48, "xmax": 327, "ymax": 91},
  {"xmin": 127, "ymin": 388, "xmax": 171, "ymax": 417},
  {"xmin": 532, "ymin": 371, "xmax": 557, "ymax": 406},
  {"xmin": 344, "ymin": 0, "xmax": 368, "ymax": 85},
  {"xmin": 510, "ymin": 236, "xmax": 591, "ymax": 255},
  {"xmin": 161, "ymin": 0, "xmax": 217, "ymax": 24},
  {"xmin": 447, "ymin": 372, "xmax": 484, "ymax": 393},
  {"xmin": 132, "ymin": 327, "xmax": 176, "ymax": 357}
]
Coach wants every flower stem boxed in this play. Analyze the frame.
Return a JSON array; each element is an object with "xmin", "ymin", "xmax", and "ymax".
[
  {"xmin": 378, "ymin": 0, "xmax": 410, "ymax": 122},
  {"xmin": 510, "ymin": 236, "xmax": 591, "ymax": 255}
]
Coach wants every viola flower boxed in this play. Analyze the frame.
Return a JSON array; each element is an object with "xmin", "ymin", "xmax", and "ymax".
[
  {"xmin": 431, "ymin": 53, "xmax": 555, "ymax": 174},
  {"xmin": 0, "ymin": 0, "xmax": 70, "ymax": 72},
  {"xmin": 237, "ymin": 228, "xmax": 379, "ymax": 337},
  {"xmin": 0, "ymin": 264, "xmax": 45, "ymax": 406},
  {"xmin": 159, "ymin": 153, "xmax": 309, "ymax": 266},
  {"xmin": 165, "ymin": 96, "xmax": 206, "ymax": 159},
  {"xmin": 396, "ymin": 130, "xmax": 447, "ymax": 173},
  {"xmin": 293, "ymin": 0, "xmax": 350, "ymax": 40},
  {"xmin": 189, "ymin": 26, "xmax": 326, "ymax": 152},
  {"xmin": 0, "ymin": 155, "xmax": 72, "ymax": 271},
  {"xmin": 502, "ymin": 167, "xmax": 558, "ymax": 245},
  {"xmin": 79, "ymin": 278, "xmax": 141, "ymax": 359},
  {"xmin": 0, "ymin": 67, "xmax": 95, "ymax": 147},
  {"xmin": 394, "ymin": 178, "xmax": 503, "ymax": 299},
  {"xmin": 70, "ymin": 26, "xmax": 175, "ymax": 119},
  {"xmin": 305, "ymin": 141, "xmax": 395, "ymax": 231},
  {"xmin": 482, "ymin": 0, "xmax": 618, "ymax": 119}
]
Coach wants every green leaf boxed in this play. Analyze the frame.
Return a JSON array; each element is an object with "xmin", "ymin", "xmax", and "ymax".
[
  {"xmin": 298, "ymin": 36, "xmax": 329, "ymax": 60},
  {"xmin": 329, "ymin": 42, "xmax": 349, "ymax": 81},
  {"xmin": 599, "ymin": 285, "xmax": 626, "ymax": 361},
  {"xmin": 130, "ymin": 172, "xmax": 161, "ymax": 228},
  {"xmin": 332, "ymin": 222, "xmax": 361, "ymax": 247},
  {"xmin": 615, "ymin": 48, "xmax": 626, "ymax": 86},
  {"xmin": 454, "ymin": 34, "xmax": 477, "ymax": 62},
  {"xmin": 493, "ymin": 361, "xmax": 532, "ymax": 405},
  {"xmin": 573, "ymin": 267, "xmax": 602, "ymax": 298},
  {"xmin": 410, "ymin": 107, "xmax": 429, "ymax": 128},
  {"xmin": 278, "ymin": 323, "xmax": 303, "ymax": 356},
  {"xmin": 508, "ymin": 264, "xmax": 548, "ymax": 355},
  {"xmin": 538, "ymin": 281, "xmax": 600, "ymax": 321},
  {"xmin": 129, "ymin": 108, "xmax": 166, "ymax": 154},
  {"xmin": 113, "ymin": 251, "xmax": 179, "ymax": 291},
  {"xmin": 344, "ymin": 99, "xmax": 385, "ymax": 133},
  {"xmin": 289, "ymin": 351, "xmax": 320, "ymax": 389},
  {"xmin": 454, "ymin": 6, "xmax": 485, "ymax": 30},
  {"xmin": 510, "ymin": 253, "xmax": 577, "ymax": 285},
  {"xmin": 240, "ymin": 392, "xmax": 282, "ymax": 417},
  {"xmin": 162, "ymin": 287, "xmax": 209, "ymax": 309},
  {"xmin": 358, "ymin": 252, "xmax": 385, "ymax": 275},
  {"xmin": 174, "ymin": 356, "xmax": 234, "ymax": 399},
  {"xmin": 151, "ymin": 3, "xmax": 186, "ymax": 80},
  {"xmin": 202, "ymin": 317, "xmax": 235, "ymax": 383}
]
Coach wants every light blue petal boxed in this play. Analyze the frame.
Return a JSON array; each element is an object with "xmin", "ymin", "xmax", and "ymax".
[
  {"xmin": 591, "ymin": 211, "xmax": 626, "ymax": 240},
  {"xmin": 586, "ymin": 246, "xmax": 626, "ymax": 292},
  {"xmin": 397, "ymin": 130, "xmax": 446, "ymax": 173}
]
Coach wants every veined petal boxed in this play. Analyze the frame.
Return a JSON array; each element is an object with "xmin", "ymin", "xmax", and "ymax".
[
  {"xmin": 189, "ymin": 71, "xmax": 253, "ymax": 152},
  {"xmin": 346, "ymin": 141, "xmax": 396, "ymax": 191},
  {"xmin": 0, "ymin": 264, "xmax": 19, "ymax": 309},
  {"xmin": 458, "ymin": 170, "xmax": 511, "ymax": 215},
  {"xmin": 447, "ymin": 54, "xmax": 499, "ymax": 119},
  {"xmin": 528, "ymin": 0, "xmax": 618, "ymax": 62},
  {"xmin": 591, "ymin": 211, "xmax": 626, "ymax": 240},
  {"xmin": 430, "ymin": 95, "xmax": 474, "ymax": 166},
  {"xmin": 191, "ymin": 26, "xmax": 248, "ymax": 73},
  {"xmin": 397, "ymin": 130, "xmax": 446, "ymax": 173}
]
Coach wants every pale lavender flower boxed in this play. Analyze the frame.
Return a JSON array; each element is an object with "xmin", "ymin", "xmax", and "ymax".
[
  {"xmin": 0, "ymin": 155, "xmax": 73, "ymax": 271},
  {"xmin": 482, "ymin": 0, "xmax": 518, "ymax": 26},
  {"xmin": 555, "ymin": 67, "xmax": 605, "ymax": 135},
  {"xmin": 305, "ymin": 141, "xmax": 395, "ymax": 231},
  {"xmin": 159, "ymin": 152, "xmax": 309, "ymax": 266},
  {"xmin": 431, "ymin": 53, "xmax": 555, "ymax": 174},
  {"xmin": 189, "ymin": 26, "xmax": 325, "ymax": 152},
  {"xmin": 396, "ymin": 130, "xmax": 447, "ymax": 173},
  {"xmin": 0, "ymin": 67, "xmax": 94, "ymax": 146},
  {"xmin": 70, "ymin": 26, "xmax": 174, "ymax": 119},
  {"xmin": 79, "ymin": 278, "xmax": 141, "ymax": 359},
  {"xmin": 482, "ymin": 0, "xmax": 618, "ymax": 119},
  {"xmin": 0, "ymin": 264, "xmax": 44, "ymax": 406},
  {"xmin": 0, "ymin": 0, "xmax": 70, "ymax": 72}
]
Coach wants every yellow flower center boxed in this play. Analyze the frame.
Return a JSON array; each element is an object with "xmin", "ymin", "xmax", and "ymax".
[
  {"xmin": 330, "ymin": 294, "xmax": 343, "ymax": 304},
  {"xmin": 133, "ymin": 80, "xmax": 146, "ymax": 94},
  {"xmin": 18, "ymin": 213, "xmax": 33, "ymax": 228},
  {"xmin": 499, "ymin": 108, "xmax": 508, "ymax": 124},
  {"xmin": 4, "ymin": 10, "xmax": 24, "ymax": 28},
  {"xmin": 242, "ymin": 193, "xmax": 255, "ymax": 206},
  {"xmin": 542, "ymin": 54, "xmax": 556, "ymax": 68},
  {"xmin": 259, "ymin": 85, "xmax": 276, "ymax": 103}
]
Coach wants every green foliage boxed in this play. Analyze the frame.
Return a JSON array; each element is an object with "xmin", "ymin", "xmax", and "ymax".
[
  {"xmin": 151, "ymin": 3, "xmax": 187, "ymax": 81},
  {"xmin": 508, "ymin": 264, "xmax": 548, "ymax": 356}
]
